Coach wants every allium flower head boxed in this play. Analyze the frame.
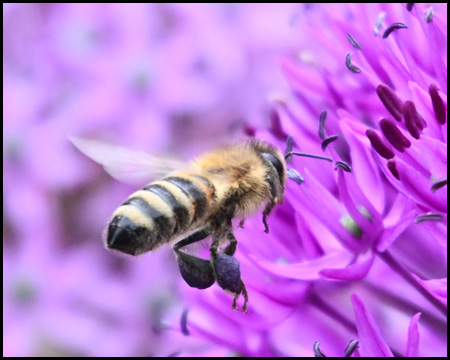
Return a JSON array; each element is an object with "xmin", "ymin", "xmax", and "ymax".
[
  {"xmin": 176, "ymin": 3, "xmax": 447, "ymax": 357},
  {"xmin": 3, "ymin": 3, "xmax": 446, "ymax": 357}
]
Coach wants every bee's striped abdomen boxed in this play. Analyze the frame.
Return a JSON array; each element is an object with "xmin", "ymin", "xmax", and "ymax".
[
  {"xmin": 164, "ymin": 175, "xmax": 216, "ymax": 223},
  {"xmin": 143, "ymin": 183, "xmax": 191, "ymax": 233},
  {"xmin": 106, "ymin": 174, "xmax": 216, "ymax": 256}
]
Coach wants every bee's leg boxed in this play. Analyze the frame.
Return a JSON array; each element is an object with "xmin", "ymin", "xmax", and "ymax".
[
  {"xmin": 173, "ymin": 229, "xmax": 209, "ymax": 251},
  {"xmin": 210, "ymin": 235, "xmax": 248, "ymax": 313},
  {"xmin": 223, "ymin": 230, "xmax": 237, "ymax": 256},
  {"xmin": 237, "ymin": 279, "xmax": 249, "ymax": 313},
  {"xmin": 174, "ymin": 229, "xmax": 215, "ymax": 290},
  {"xmin": 262, "ymin": 200, "xmax": 276, "ymax": 234}
]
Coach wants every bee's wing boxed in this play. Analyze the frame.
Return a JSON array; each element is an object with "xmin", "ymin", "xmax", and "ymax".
[{"xmin": 69, "ymin": 137, "xmax": 185, "ymax": 185}]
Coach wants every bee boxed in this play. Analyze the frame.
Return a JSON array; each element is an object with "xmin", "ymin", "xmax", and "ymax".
[{"xmin": 70, "ymin": 136, "xmax": 332, "ymax": 312}]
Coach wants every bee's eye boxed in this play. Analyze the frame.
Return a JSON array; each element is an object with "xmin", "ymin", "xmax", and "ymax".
[{"xmin": 261, "ymin": 152, "xmax": 284, "ymax": 180}]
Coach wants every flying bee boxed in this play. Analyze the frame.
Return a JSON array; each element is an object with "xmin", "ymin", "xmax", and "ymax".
[{"xmin": 69, "ymin": 136, "xmax": 333, "ymax": 312}]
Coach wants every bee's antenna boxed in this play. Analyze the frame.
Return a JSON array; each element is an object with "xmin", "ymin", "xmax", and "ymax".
[
  {"xmin": 284, "ymin": 151, "xmax": 333, "ymax": 162},
  {"xmin": 284, "ymin": 136, "xmax": 333, "ymax": 163}
]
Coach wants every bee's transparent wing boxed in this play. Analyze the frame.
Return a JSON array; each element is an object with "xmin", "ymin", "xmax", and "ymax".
[{"xmin": 69, "ymin": 137, "xmax": 185, "ymax": 185}]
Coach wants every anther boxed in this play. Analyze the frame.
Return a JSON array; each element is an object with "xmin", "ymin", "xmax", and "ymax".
[
  {"xmin": 319, "ymin": 111, "xmax": 327, "ymax": 140},
  {"xmin": 382, "ymin": 22, "xmax": 408, "ymax": 39},
  {"xmin": 285, "ymin": 136, "xmax": 294, "ymax": 163},
  {"xmin": 345, "ymin": 52, "xmax": 361, "ymax": 74},
  {"xmin": 344, "ymin": 340, "xmax": 359, "ymax": 357},
  {"xmin": 403, "ymin": 101, "xmax": 421, "ymax": 139},
  {"xmin": 366, "ymin": 129, "xmax": 395, "ymax": 159},
  {"xmin": 376, "ymin": 84, "xmax": 404, "ymax": 122},
  {"xmin": 346, "ymin": 34, "xmax": 362, "ymax": 50},
  {"xmin": 313, "ymin": 342, "xmax": 326, "ymax": 357},
  {"xmin": 380, "ymin": 119, "xmax": 411, "ymax": 152},
  {"xmin": 406, "ymin": 4, "xmax": 415, "ymax": 11},
  {"xmin": 415, "ymin": 213, "xmax": 444, "ymax": 223},
  {"xmin": 387, "ymin": 160, "xmax": 400, "ymax": 180},
  {"xmin": 335, "ymin": 161, "xmax": 352, "ymax": 172},
  {"xmin": 373, "ymin": 12, "xmax": 386, "ymax": 36},
  {"xmin": 432, "ymin": 178, "xmax": 447, "ymax": 193},
  {"xmin": 424, "ymin": 7, "xmax": 434, "ymax": 23},
  {"xmin": 321, "ymin": 135, "xmax": 339, "ymax": 151},
  {"xmin": 429, "ymin": 84, "xmax": 446, "ymax": 125},
  {"xmin": 180, "ymin": 309, "xmax": 190, "ymax": 336}
]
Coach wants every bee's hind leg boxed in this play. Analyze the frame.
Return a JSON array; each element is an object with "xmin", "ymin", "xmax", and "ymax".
[
  {"xmin": 174, "ymin": 229, "xmax": 215, "ymax": 290},
  {"xmin": 231, "ymin": 279, "xmax": 249, "ymax": 313},
  {"xmin": 210, "ymin": 232, "xmax": 248, "ymax": 313},
  {"xmin": 223, "ymin": 230, "xmax": 237, "ymax": 256}
]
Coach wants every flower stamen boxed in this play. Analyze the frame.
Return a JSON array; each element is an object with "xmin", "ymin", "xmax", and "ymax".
[
  {"xmin": 321, "ymin": 135, "xmax": 339, "ymax": 151},
  {"xmin": 335, "ymin": 161, "xmax": 352, "ymax": 172},
  {"xmin": 403, "ymin": 101, "xmax": 422, "ymax": 139},
  {"xmin": 180, "ymin": 309, "xmax": 190, "ymax": 336},
  {"xmin": 345, "ymin": 52, "xmax": 361, "ymax": 74},
  {"xmin": 313, "ymin": 341, "xmax": 326, "ymax": 357},
  {"xmin": 284, "ymin": 136, "xmax": 294, "ymax": 163},
  {"xmin": 380, "ymin": 119, "xmax": 411, "ymax": 152},
  {"xmin": 387, "ymin": 160, "xmax": 400, "ymax": 180},
  {"xmin": 346, "ymin": 34, "xmax": 362, "ymax": 50},
  {"xmin": 414, "ymin": 213, "xmax": 444, "ymax": 223},
  {"xmin": 376, "ymin": 84, "xmax": 404, "ymax": 122},
  {"xmin": 424, "ymin": 7, "xmax": 434, "ymax": 23},
  {"xmin": 373, "ymin": 12, "xmax": 386, "ymax": 36},
  {"xmin": 319, "ymin": 111, "xmax": 327, "ymax": 140},
  {"xmin": 382, "ymin": 22, "xmax": 408, "ymax": 39},
  {"xmin": 429, "ymin": 84, "xmax": 446, "ymax": 125},
  {"xmin": 431, "ymin": 178, "xmax": 447, "ymax": 192},
  {"xmin": 366, "ymin": 129, "xmax": 395, "ymax": 159},
  {"xmin": 344, "ymin": 340, "xmax": 359, "ymax": 357}
]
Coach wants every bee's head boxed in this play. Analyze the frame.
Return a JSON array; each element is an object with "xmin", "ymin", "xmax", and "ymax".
[
  {"xmin": 249, "ymin": 140, "xmax": 287, "ymax": 203},
  {"xmin": 251, "ymin": 137, "xmax": 333, "ymax": 203}
]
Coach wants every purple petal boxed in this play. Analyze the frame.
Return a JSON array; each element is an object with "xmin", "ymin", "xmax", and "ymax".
[
  {"xmin": 376, "ymin": 196, "xmax": 416, "ymax": 251},
  {"xmin": 319, "ymin": 252, "xmax": 374, "ymax": 281},
  {"xmin": 405, "ymin": 313, "xmax": 421, "ymax": 357},
  {"xmin": 419, "ymin": 278, "xmax": 447, "ymax": 306},
  {"xmin": 395, "ymin": 160, "xmax": 447, "ymax": 212},
  {"xmin": 351, "ymin": 294, "xmax": 394, "ymax": 357},
  {"xmin": 250, "ymin": 251, "xmax": 354, "ymax": 280}
]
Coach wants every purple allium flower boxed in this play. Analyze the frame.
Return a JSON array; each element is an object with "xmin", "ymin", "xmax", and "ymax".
[
  {"xmin": 3, "ymin": 3, "xmax": 446, "ymax": 357},
  {"xmin": 174, "ymin": 3, "xmax": 447, "ymax": 357}
]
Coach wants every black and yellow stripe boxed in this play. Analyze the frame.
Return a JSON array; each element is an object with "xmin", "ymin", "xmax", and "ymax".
[
  {"xmin": 106, "ymin": 174, "xmax": 216, "ymax": 255},
  {"xmin": 164, "ymin": 175, "xmax": 216, "ymax": 222}
]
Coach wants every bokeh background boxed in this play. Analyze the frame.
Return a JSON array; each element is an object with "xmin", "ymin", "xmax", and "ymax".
[{"xmin": 3, "ymin": 3, "xmax": 304, "ymax": 356}]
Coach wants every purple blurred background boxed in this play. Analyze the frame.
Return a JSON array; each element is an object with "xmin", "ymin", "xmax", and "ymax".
[{"xmin": 3, "ymin": 3, "xmax": 303, "ymax": 356}]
